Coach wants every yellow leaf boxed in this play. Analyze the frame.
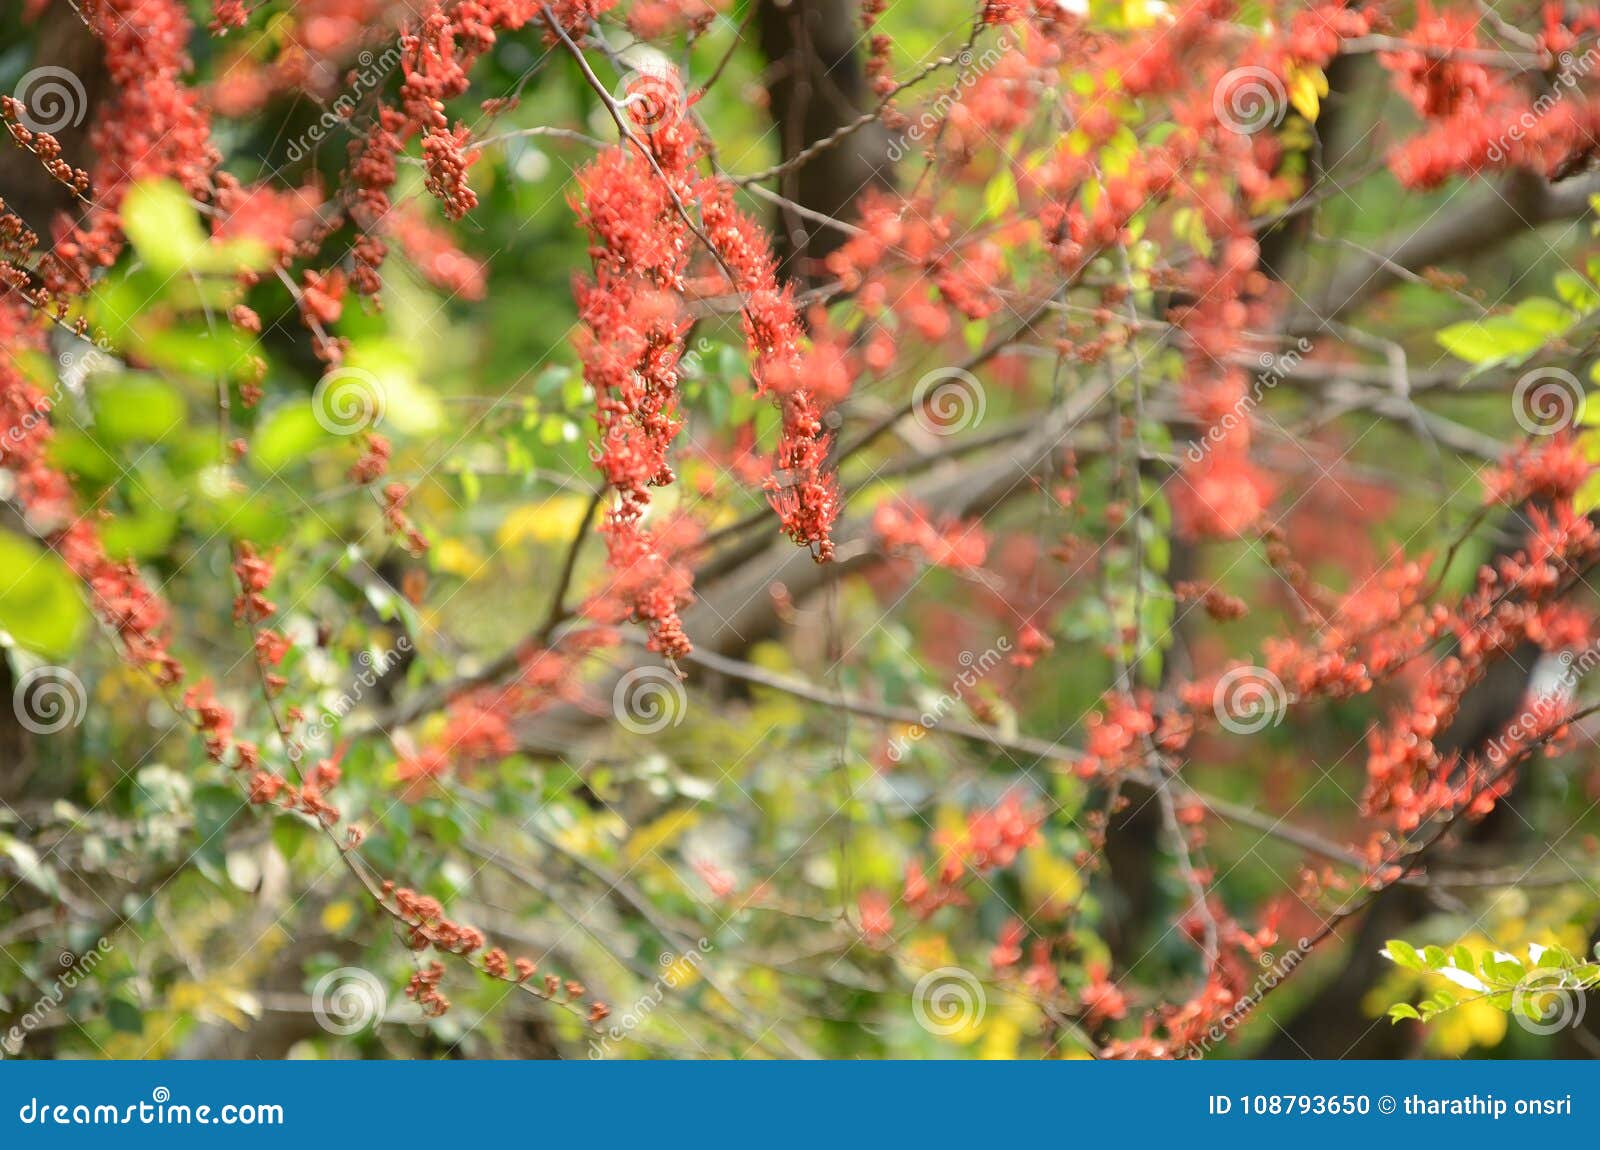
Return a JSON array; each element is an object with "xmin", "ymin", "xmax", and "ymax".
[
  {"xmin": 169, "ymin": 978, "xmax": 257, "ymax": 1029},
  {"xmin": 1431, "ymin": 1000, "xmax": 1507, "ymax": 1056},
  {"xmin": 624, "ymin": 808, "xmax": 700, "ymax": 863},
  {"xmin": 903, "ymin": 936, "xmax": 956, "ymax": 972},
  {"xmin": 1576, "ymin": 470, "xmax": 1600, "ymax": 516},
  {"xmin": 1022, "ymin": 850, "xmax": 1083, "ymax": 918},
  {"xmin": 320, "ymin": 900, "xmax": 356, "ymax": 935},
  {"xmin": 496, "ymin": 493, "xmax": 595, "ymax": 549},
  {"xmin": 1121, "ymin": 0, "xmax": 1155, "ymax": 27},
  {"xmin": 662, "ymin": 954, "xmax": 704, "ymax": 989},
  {"xmin": 432, "ymin": 536, "xmax": 485, "ymax": 579},
  {"xmin": 1285, "ymin": 63, "xmax": 1328, "ymax": 123}
]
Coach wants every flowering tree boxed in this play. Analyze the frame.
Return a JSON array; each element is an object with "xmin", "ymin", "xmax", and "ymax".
[{"xmin": 2, "ymin": 0, "xmax": 1600, "ymax": 1060}]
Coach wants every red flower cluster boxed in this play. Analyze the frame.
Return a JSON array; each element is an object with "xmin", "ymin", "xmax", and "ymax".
[
  {"xmin": 699, "ymin": 184, "xmax": 840, "ymax": 561},
  {"xmin": 1362, "ymin": 505, "xmax": 1600, "ymax": 831},
  {"xmin": 1380, "ymin": 5, "xmax": 1600, "ymax": 188},
  {"xmin": 571, "ymin": 125, "xmax": 699, "ymax": 657},
  {"xmin": 42, "ymin": 0, "xmax": 220, "ymax": 297},
  {"xmin": 873, "ymin": 498, "xmax": 988, "ymax": 570},
  {"xmin": 901, "ymin": 793, "xmax": 1043, "ymax": 918}
]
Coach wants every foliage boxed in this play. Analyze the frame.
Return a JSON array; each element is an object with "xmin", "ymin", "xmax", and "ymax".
[{"xmin": 0, "ymin": 0, "xmax": 1599, "ymax": 1062}]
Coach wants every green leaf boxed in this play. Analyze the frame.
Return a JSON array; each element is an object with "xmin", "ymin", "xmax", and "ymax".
[
  {"xmin": 121, "ymin": 180, "xmax": 210, "ymax": 276},
  {"xmin": 1387, "ymin": 1003, "xmax": 1422, "ymax": 1022},
  {"xmin": 983, "ymin": 169, "xmax": 1018, "ymax": 221},
  {"xmin": 121, "ymin": 179, "xmax": 269, "ymax": 277},
  {"xmin": 0, "ymin": 533, "xmax": 88, "ymax": 658},
  {"xmin": 0, "ymin": 834, "xmax": 60, "ymax": 897},
  {"xmin": 1554, "ymin": 271, "xmax": 1600, "ymax": 313},
  {"xmin": 253, "ymin": 404, "xmax": 334, "ymax": 473},
  {"xmin": 341, "ymin": 342, "xmax": 443, "ymax": 437},
  {"xmin": 1437, "ymin": 315, "xmax": 1546, "ymax": 366},
  {"xmin": 99, "ymin": 508, "xmax": 179, "ymax": 561},
  {"xmin": 1383, "ymin": 939, "xmax": 1424, "ymax": 971},
  {"xmin": 90, "ymin": 375, "xmax": 187, "ymax": 444},
  {"xmin": 140, "ymin": 327, "xmax": 259, "ymax": 380},
  {"xmin": 106, "ymin": 998, "xmax": 144, "ymax": 1035},
  {"xmin": 1485, "ymin": 955, "xmax": 1526, "ymax": 983},
  {"xmin": 1437, "ymin": 298, "xmax": 1578, "ymax": 369}
]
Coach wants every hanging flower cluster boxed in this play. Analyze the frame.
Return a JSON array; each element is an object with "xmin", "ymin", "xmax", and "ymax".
[
  {"xmin": 571, "ymin": 113, "xmax": 700, "ymax": 658},
  {"xmin": 1381, "ymin": 3, "xmax": 1600, "ymax": 188}
]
